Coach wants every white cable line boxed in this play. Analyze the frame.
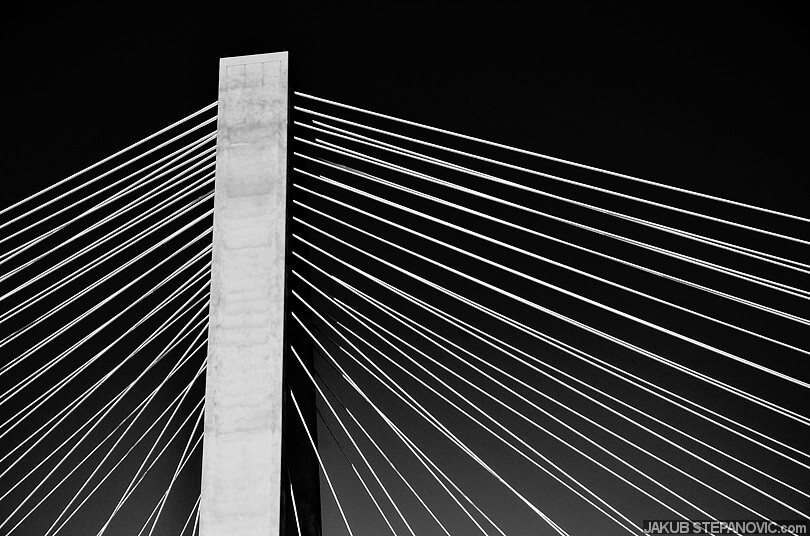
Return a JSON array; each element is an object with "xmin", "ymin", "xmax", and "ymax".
[
  {"xmin": 45, "ymin": 372, "xmax": 205, "ymax": 536},
  {"xmin": 290, "ymin": 346, "xmax": 416, "ymax": 536},
  {"xmin": 0, "ymin": 310, "xmax": 208, "ymax": 499},
  {"xmin": 306, "ymin": 270, "xmax": 807, "ymax": 519},
  {"xmin": 0, "ymin": 180, "xmax": 212, "ymax": 332},
  {"xmin": 0, "ymin": 263, "xmax": 206, "ymax": 449},
  {"xmin": 179, "ymin": 496, "xmax": 201, "ymax": 536},
  {"xmin": 300, "ymin": 144, "xmax": 810, "ymax": 310},
  {"xmin": 289, "ymin": 479, "xmax": 304, "ymax": 536},
  {"xmin": 293, "ymin": 170, "xmax": 810, "ymax": 409},
  {"xmin": 312, "ymin": 343, "xmax": 472, "ymax": 536},
  {"xmin": 0, "ymin": 130, "xmax": 214, "ymax": 260},
  {"xmin": 315, "ymin": 373, "xmax": 454, "ymax": 536},
  {"xmin": 289, "ymin": 387, "xmax": 356, "ymax": 536},
  {"xmin": 0, "ymin": 134, "xmax": 211, "ymax": 272},
  {"xmin": 446, "ymin": 296, "xmax": 810, "ymax": 469},
  {"xmin": 350, "ymin": 461, "xmax": 400, "ymax": 536},
  {"xmin": 0, "ymin": 154, "xmax": 213, "ymax": 308},
  {"xmin": 193, "ymin": 506, "xmax": 200, "ymax": 536},
  {"xmin": 0, "ymin": 165, "xmax": 214, "ymax": 310},
  {"xmin": 193, "ymin": 505, "xmax": 201, "ymax": 536},
  {"xmin": 0, "ymin": 255, "xmax": 207, "ymax": 435},
  {"xmin": 354, "ymin": 394, "xmax": 503, "ymax": 536},
  {"xmin": 291, "ymin": 211, "xmax": 810, "ymax": 426},
  {"xmin": 0, "ymin": 285, "xmax": 206, "ymax": 469},
  {"xmin": 301, "ymin": 118, "xmax": 810, "ymax": 274},
  {"xmin": 301, "ymin": 116, "xmax": 810, "ymax": 274},
  {"xmin": 0, "ymin": 231, "xmax": 211, "ymax": 405},
  {"xmin": 0, "ymin": 196, "xmax": 211, "ymax": 377},
  {"xmin": 0, "ymin": 212, "xmax": 212, "ymax": 380},
  {"xmin": 137, "ymin": 421, "xmax": 204, "ymax": 536},
  {"xmin": 339, "ymin": 347, "xmax": 512, "ymax": 536},
  {"xmin": 340, "ymin": 405, "xmax": 453, "ymax": 536},
  {"xmin": 299, "ymin": 251, "xmax": 810, "ymax": 501},
  {"xmin": 315, "ymin": 404, "xmax": 401, "ymax": 536},
  {"xmin": 296, "ymin": 288, "xmax": 682, "ymax": 529},
  {"xmin": 291, "ymin": 236, "xmax": 810, "ymax": 468},
  {"xmin": 315, "ymin": 395, "xmax": 402, "ymax": 536},
  {"xmin": 352, "ymin": 395, "xmax": 506, "ymax": 536},
  {"xmin": 0, "ymin": 147, "xmax": 215, "ymax": 284},
  {"xmin": 294, "ymin": 312, "xmax": 574, "ymax": 536},
  {"xmin": 474, "ymin": 305, "xmax": 810, "ymax": 472},
  {"xmin": 293, "ymin": 229, "xmax": 810, "ymax": 468},
  {"xmin": 0, "ymin": 102, "xmax": 216, "ymax": 221},
  {"xmin": 296, "ymin": 178, "xmax": 808, "ymax": 466},
  {"xmin": 1, "ymin": 364, "xmax": 205, "ymax": 535},
  {"xmin": 295, "ymin": 171, "xmax": 810, "ymax": 359},
  {"xmin": 146, "ymin": 408, "xmax": 205, "ymax": 536},
  {"xmin": 299, "ymin": 140, "xmax": 810, "ymax": 301},
  {"xmin": 0, "ymin": 179, "xmax": 214, "ymax": 329},
  {"xmin": 301, "ymin": 295, "xmax": 647, "ymax": 532},
  {"xmin": 0, "ymin": 277, "xmax": 206, "ymax": 450},
  {"xmin": 103, "ymin": 432, "xmax": 204, "ymax": 536},
  {"xmin": 0, "ymin": 277, "xmax": 207, "ymax": 456},
  {"xmin": 135, "ymin": 504, "xmax": 161, "ymax": 536},
  {"xmin": 0, "ymin": 251, "xmax": 205, "ymax": 410},
  {"xmin": 0, "ymin": 308, "xmax": 206, "ymax": 471},
  {"xmin": 0, "ymin": 176, "xmax": 208, "ymax": 340},
  {"xmin": 294, "ymin": 93, "xmax": 810, "ymax": 224},
  {"xmin": 0, "ymin": 168, "xmax": 211, "ymax": 324},
  {"xmin": 294, "ymin": 313, "xmax": 570, "ymax": 536},
  {"xmin": 0, "ymin": 185, "xmax": 212, "ymax": 354},
  {"xmin": 0, "ymin": 224, "xmax": 204, "ymax": 399},
  {"xmin": 44, "ymin": 388, "xmax": 205, "ymax": 536},
  {"xmin": 294, "ymin": 163, "xmax": 807, "ymax": 329},
  {"xmin": 0, "ymin": 120, "xmax": 214, "ymax": 244},
  {"xmin": 140, "ymin": 406, "xmax": 205, "ymax": 536},
  {"xmin": 297, "ymin": 241, "xmax": 810, "ymax": 470},
  {"xmin": 91, "ymin": 341, "xmax": 206, "ymax": 536},
  {"xmin": 128, "ymin": 414, "xmax": 202, "ymax": 536},
  {"xmin": 138, "ymin": 434, "xmax": 203, "ymax": 536},
  {"xmin": 1, "ymin": 407, "xmax": 142, "ymax": 532}
]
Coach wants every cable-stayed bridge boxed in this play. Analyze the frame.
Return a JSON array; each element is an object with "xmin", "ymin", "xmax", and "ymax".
[{"xmin": 0, "ymin": 52, "xmax": 808, "ymax": 536}]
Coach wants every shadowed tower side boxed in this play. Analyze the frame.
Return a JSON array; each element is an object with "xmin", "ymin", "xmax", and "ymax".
[{"xmin": 201, "ymin": 52, "xmax": 320, "ymax": 536}]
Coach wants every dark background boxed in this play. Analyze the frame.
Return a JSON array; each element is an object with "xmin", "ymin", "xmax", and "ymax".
[
  {"xmin": 1, "ymin": 2, "xmax": 808, "ymax": 535},
  {"xmin": 2, "ymin": 2, "xmax": 808, "ymax": 212}
]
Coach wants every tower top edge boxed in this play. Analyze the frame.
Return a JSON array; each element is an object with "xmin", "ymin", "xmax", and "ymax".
[{"xmin": 220, "ymin": 52, "xmax": 288, "ymax": 67}]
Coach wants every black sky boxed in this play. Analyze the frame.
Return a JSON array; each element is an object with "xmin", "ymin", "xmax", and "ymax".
[{"xmin": 2, "ymin": 2, "xmax": 807, "ymax": 210}]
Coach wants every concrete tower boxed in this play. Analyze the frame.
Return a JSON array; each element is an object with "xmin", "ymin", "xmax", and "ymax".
[{"xmin": 201, "ymin": 52, "xmax": 319, "ymax": 536}]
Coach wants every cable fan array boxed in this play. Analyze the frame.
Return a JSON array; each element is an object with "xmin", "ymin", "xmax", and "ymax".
[
  {"xmin": 0, "ymin": 103, "xmax": 217, "ymax": 536},
  {"xmin": 0, "ymin": 89, "xmax": 807, "ymax": 536},
  {"xmin": 288, "ymin": 93, "xmax": 809, "ymax": 535}
]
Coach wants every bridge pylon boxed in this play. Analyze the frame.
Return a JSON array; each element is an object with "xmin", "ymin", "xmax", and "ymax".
[{"xmin": 201, "ymin": 51, "xmax": 320, "ymax": 536}]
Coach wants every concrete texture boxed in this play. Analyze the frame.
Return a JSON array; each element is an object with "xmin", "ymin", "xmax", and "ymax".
[{"xmin": 201, "ymin": 52, "xmax": 289, "ymax": 536}]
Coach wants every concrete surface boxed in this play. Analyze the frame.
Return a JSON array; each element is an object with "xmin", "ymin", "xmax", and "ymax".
[{"xmin": 201, "ymin": 52, "xmax": 289, "ymax": 536}]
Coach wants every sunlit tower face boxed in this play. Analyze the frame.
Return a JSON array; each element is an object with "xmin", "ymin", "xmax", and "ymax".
[{"xmin": 201, "ymin": 52, "xmax": 291, "ymax": 536}]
